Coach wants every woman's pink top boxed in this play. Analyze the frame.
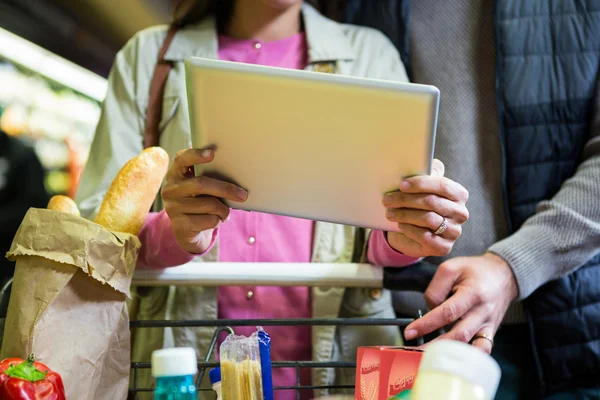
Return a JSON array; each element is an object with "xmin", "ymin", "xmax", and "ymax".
[{"xmin": 137, "ymin": 32, "xmax": 417, "ymax": 400}]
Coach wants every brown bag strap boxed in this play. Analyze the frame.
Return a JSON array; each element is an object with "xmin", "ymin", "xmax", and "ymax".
[
  {"xmin": 130, "ymin": 26, "xmax": 177, "ymax": 379},
  {"xmin": 143, "ymin": 25, "xmax": 179, "ymax": 149}
]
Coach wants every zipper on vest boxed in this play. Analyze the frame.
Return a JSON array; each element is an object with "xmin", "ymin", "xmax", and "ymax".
[{"xmin": 493, "ymin": 1, "xmax": 514, "ymax": 234}]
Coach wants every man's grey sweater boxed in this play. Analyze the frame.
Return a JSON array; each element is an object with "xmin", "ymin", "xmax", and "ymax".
[{"xmin": 393, "ymin": 0, "xmax": 600, "ymax": 324}]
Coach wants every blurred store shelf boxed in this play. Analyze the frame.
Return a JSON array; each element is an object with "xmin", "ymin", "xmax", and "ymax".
[
  {"xmin": 0, "ymin": 0, "xmax": 118, "ymax": 76},
  {"xmin": 0, "ymin": 0, "xmax": 176, "ymax": 77},
  {"xmin": 0, "ymin": 27, "xmax": 107, "ymax": 101},
  {"xmin": 0, "ymin": 62, "xmax": 99, "ymax": 195},
  {"xmin": 0, "ymin": 30, "xmax": 102, "ymax": 196},
  {"xmin": 54, "ymin": 0, "xmax": 170, "ymax": 49},
  {"xmin": 0, "ymin": 0, "xmax": 178, "ymax": 196}
]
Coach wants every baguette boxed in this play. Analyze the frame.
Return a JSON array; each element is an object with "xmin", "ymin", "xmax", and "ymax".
[
  {"xmin": 94, "ymin": 147, "xmax": 169, "ymax": 235},
  {"xmin": 47, "ymin": 195, "xmax": 80, "ymax": 216}
]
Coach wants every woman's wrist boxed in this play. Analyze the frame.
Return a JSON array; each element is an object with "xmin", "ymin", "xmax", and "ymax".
[{"xmin": 181, "ymin": 228, "xmax": 219, "ymax": 255}]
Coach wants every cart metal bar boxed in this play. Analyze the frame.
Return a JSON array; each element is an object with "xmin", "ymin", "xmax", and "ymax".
[
  {"xmin": 132, "ymin": 361, "xmax": 356, "ymax": 369},
  {"xmin": 130, "ymin": 386, "xmax": 354, "ymax": 394},
  {"xmin": 129, "ymin": 361, "xmax": 358, "ymax": 396},
  {"xmin": 125, "ymin": 262, "xmax": 441, "ymax": 398},
  {"xmin": 275, "ymin": 385, "xmax": 353, "ymax": 391},
  {"xmin": 129, "ymin": 362, "xmax": 357, "ymax": 393},
  {"xmin": 194, "ymin": 327, "xmax": 233, "ymax": 388},
  {"xmin": 130, "ymin": 317, "xmax": 415, "ymax": 328},
  {"xmin": 194, "ymin": 326, "xmax": 235, "ymax": 388},
  {"xmin": 132, "ymin": 262, "xmax": 383, "ymax": 287},
  {"xmin": 296, "ymin": 363, "xmax": 301, "ymax": 400},
  {"xmin": 130, "ymin": 384, "xmax": 354, "ymax": 393}
]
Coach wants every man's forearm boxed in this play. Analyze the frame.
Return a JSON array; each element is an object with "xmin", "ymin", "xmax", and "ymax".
[{"xmin": 489, "ymin": 146, "xmax": 600, "ymax": 299}]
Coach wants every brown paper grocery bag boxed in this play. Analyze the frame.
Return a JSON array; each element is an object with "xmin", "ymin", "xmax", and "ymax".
[{"xmin": 1, "ymin": 208, "xmax": 140, "ymax": 400}]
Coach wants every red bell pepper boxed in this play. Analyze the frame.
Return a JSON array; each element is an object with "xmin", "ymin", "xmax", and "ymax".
[{"xmin": 0, "ymin": 355, "xmax": 65, "ymax": 400}]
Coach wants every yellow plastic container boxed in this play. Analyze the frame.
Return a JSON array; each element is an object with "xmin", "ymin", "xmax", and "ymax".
[{"xmin": 410, "ymin": 340, "xmax": 501, "ymax": 400}]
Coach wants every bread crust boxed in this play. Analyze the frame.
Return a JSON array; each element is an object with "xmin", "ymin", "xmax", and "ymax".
[
  {"xmin": 47, "ymin": 195, "xmax": 80, "ymax": 216},
  {"xmin": 94, "ymin": 147, "xmax": 170, "ymax": 235}
]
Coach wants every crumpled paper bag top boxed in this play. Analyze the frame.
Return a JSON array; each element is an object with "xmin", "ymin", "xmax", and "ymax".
[{"xmin": 6, "ymin": 208, "xmax": 140, "ymax": 297}]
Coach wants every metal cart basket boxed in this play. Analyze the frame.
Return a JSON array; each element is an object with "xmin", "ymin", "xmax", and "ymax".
[{"xmin": 128, "ymin": 261, "xmax": 439, "ymax": 399}]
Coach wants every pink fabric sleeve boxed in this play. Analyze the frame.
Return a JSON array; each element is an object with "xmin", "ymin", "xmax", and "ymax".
[
  {"xmin": 136, "ymin": 210, "xmax": 218, "ymax": 269},
  {"xmin": 367, "ymin": 230, "xmax": 421, "ymax": 267}
]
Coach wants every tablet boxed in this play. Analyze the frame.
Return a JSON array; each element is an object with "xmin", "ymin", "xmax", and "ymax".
[{"xmin": 184, "ymin": 57, "xmax": 439, "ymax": 232}]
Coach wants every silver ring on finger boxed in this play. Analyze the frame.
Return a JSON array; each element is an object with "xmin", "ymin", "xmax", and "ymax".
[{"xmin": 433, "ymin": 217, "xmax": 448, "ymax": 236}]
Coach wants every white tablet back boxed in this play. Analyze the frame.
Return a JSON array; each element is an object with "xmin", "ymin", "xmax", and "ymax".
[{"xmin": 185, "ymin": 58, "xmax": 439, "ymax": 232}]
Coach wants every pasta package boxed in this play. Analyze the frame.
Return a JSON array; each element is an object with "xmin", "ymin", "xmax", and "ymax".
[{"xmin": 220, "ymin": 327, "xmax": 273, "ymax": 400}]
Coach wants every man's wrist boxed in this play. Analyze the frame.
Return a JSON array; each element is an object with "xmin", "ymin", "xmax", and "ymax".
[
  {"xmin": 487, "ymin": 224, "xmax": 559, "ymax": 301},
  {"xmin": 484, "ymin": 251, "xmax": 519, "ymax": 301}
]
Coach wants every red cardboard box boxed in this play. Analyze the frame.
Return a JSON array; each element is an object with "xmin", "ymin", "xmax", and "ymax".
[
  {"xmin": 380, "ymin": 348, "xmax": 423, "ymax": 398},
  {"xmin": 355, "ymin": 346, "xmax": 389, "ymax": 400},
  {"xmin": 355, "ymin": 346, "xmax": 423, "ymax": 400}
]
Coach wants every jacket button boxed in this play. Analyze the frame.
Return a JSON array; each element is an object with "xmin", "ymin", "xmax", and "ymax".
[
  {"xmin": 370, "ymin": 289, "xmax": 383, "ymax": 300},
  {"xmin": 248, "ymin": 236, "xmax": 256, "ymax": 245},
  {"xmin": 246, "ymin": 290, "xmax": 254, "ymax": 300}
]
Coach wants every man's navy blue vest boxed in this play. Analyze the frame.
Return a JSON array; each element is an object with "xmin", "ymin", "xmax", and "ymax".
[
  {"xmin": 345, "ymin": 0, "xmax": 600, "ymax": 395},
  {"xmin": 495, "ymin": 1, "xmax": 600, "ymax": 395}
]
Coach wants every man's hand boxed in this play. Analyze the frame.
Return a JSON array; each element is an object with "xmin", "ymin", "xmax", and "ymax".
[
  {"xmin": 384, "ymin": 159, "xmax": 469, "ymax": 257},
  {"xmin": 404, "ymin": 253, "xmax": 519, "ymax": 354}
]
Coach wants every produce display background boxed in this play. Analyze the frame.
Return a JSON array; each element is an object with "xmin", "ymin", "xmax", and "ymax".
[{"xmin": 0, "ymin": 60, "xmax": 100, "ymax": 197}]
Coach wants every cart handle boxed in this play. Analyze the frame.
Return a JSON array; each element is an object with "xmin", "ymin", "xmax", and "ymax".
[
  {"xmin": 132, "ymin": 262, "xmax": 383, "ymax": 287},
  {"xmin": 132, "ymin": 260, "xmax": 437, "ymax": 292}
]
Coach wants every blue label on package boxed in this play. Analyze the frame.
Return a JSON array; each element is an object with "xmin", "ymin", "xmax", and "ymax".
[{"xmin": 258, "ymin": 329, "xmax": 273, "ymax": 400}]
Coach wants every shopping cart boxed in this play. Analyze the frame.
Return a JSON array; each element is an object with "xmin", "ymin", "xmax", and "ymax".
[{"xmin": 128, "ymin": 261, "xmax": 439, "ymax": 399}]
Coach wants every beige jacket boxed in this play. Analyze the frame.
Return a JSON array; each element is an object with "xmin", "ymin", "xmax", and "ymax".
[{"xmin": 75, "ymin": 4, "xmax": 409, "ymax": 398}]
